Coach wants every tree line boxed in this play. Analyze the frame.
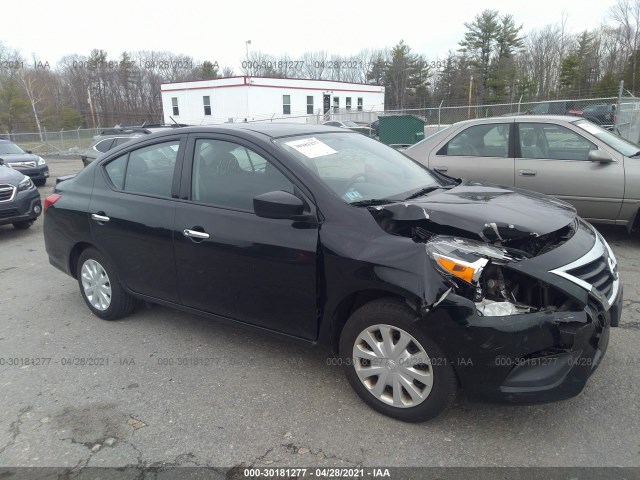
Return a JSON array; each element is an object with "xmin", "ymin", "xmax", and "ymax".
[{"xmin": 1, "ymin": 0, "xmax": 640, "ymax": 134}]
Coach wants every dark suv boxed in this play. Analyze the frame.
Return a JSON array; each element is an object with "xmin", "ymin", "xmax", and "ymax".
[
  {"xmin": 582, "ymin": 104, "xmax": 616, "ymax": 130},
  {"xmin": 527, "ymin": 101, "xmax": 584, "ymax": 116},
  {"xmin": 0, "ymin": 159, "xmax": 42, "ymax": 229}
]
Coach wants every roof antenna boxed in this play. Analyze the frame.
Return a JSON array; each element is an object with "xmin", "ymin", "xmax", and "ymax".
[{"xmin": 169, "ymin": 116, "xmax": 180, "ymax": 126}]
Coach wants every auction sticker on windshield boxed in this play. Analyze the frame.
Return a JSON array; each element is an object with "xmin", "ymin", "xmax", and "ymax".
[{"xmin": 284, "ymin": 137, "xmax": 337, "ymax": 158}]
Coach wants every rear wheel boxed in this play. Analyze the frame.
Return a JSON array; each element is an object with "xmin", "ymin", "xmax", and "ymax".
[
  {"xmin": 12, "ymin": 221, "xmax": 33, "ymax": 230},
  {"xmin": 339, "ymin": 298, "xmax": 458, "ymax": 422},
  {"xmin": 76, "ymin": 248, "xmax": 136, "ymax": 320}
]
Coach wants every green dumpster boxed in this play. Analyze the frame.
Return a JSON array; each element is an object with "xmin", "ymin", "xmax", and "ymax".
[{"xmin": 378, "ymin": 115, "xmax": 426, "ymax": 146}]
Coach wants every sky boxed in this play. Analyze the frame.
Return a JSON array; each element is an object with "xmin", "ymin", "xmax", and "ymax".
[{"xmin": 1, "ymin": 0, "xmax": 613, "ymax": 72}]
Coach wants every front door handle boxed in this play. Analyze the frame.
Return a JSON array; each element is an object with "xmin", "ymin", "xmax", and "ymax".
[
  {"xmin": 91, "ymin": 213, "xmax": 110, "ymax": 223},
  {"xmin": 183, "ymin": 228, "xmax": 210, "ymax": 240},
  {"xmin": 519, "ymin": 169, "xmax": 537, "ymax": 177},
  {"xmin": 433, "ymin": 166, "xmax": 448, "ymax": 172}
]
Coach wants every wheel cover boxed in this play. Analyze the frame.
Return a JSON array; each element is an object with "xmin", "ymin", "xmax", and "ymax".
[
  {"xmin": 353, "ymin": 324, "xmax": 434, "ymax": 408},
  {"xmin": 80, "ymin": 259, "xmax": 112, "ymax": 311}
]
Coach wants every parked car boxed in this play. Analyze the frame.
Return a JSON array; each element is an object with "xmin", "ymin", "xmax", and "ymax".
[
  {"xmin": 582, "ymin": 103, "xmax": 616, "ymax": 130},
  {"xmin": 44, "ymin": 124, "xmax": 619, "ymax": 422},
  {"xmin": 82, "ymin": 124, "xmax": 188, "ymax": 167},
  {"xmin": 323, "ymin": 120, "xmax": 373, "ymax": 136},
  {"xmin": 81, "ymin": 135, "xmax": 141, "ymax": 167},
  {"xmin": 0, "ymin": 140, "xmax": 49, "ymax": 186},
  {"xmin": 0, "ymin": 158, "xmax": 42, "ymax": 229},
  {"xmin": 405, "ymin": 115, "xmax": 640, "ymax": 231},
  {"xmin": 528, "ymin": 100, "xmax": 584, "ymax": 116}
]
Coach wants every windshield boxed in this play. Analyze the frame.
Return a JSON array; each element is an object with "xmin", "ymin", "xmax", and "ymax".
[
  {"xmin": 575, "ymin": 120, "xmax": 640, "ymax": 156},
  {"xmin": 0, "ymin": 142, "xmax": 25, "ymax": 155},
  {"xmin": 275, "ymin": 132, "xmax": 441, "ymax": 204}
]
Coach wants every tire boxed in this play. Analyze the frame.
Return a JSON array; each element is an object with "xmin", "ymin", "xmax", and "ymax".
[
  {"xmin": 34, "ymin": 178, "xmax": 46, "ymax": 187},
  {"xmin": 12, "ymin": 221, "xmax": 33, "ymax": 230},
  {"xmin": 339, "ymin": 298, "xmax": 458, "ymax": 422},
  {"xmin": 76, "ymin": 247, "xmax": 137, "ymax": 320}
]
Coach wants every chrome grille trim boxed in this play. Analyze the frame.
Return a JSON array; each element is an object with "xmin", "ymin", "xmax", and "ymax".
[
  {"xmin": 7, "ymin": 161, "xmax": 36, "ymax": 168},
  {"xmin": 549, "ymin": 225, "xmax": 619, "ymax": 310},
  {"xmin": 0, "ymin": 184, "xmax": 17, "ymax": 203}
]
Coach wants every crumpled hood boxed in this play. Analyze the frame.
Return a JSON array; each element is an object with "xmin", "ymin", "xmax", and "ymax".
[
  {"xmin": 370, "ymin": 181, "xmax": 577, "ymax": 242},
  {"xmin": 0, "ymin": 165, "xmax": 28, "ymax": 185}
]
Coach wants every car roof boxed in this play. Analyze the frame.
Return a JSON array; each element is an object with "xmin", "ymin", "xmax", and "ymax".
[
  {"xmin": 468, "ymin": 114, "xmax": 583, "ymax": 124},
  {"xmin": 141, "ymin": 123, "xmax": 346, "ymax": 140}
]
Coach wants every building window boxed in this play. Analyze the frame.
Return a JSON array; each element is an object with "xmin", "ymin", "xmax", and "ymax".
[
  {"xmin": 307, "ymin": 96, "xmax": 314, "ymax": 114},
  {"xmin": 346, "ymin": 97, "xmax": 352, "ymax": 111},
  {"xmin": 333, "ymin": 96, "xmax": 339, "ymax": 113},
  {"xmin": 283, "ymin": 95, "xmax": 291, "ymax": 115},
  {"xmin": 357, "ymin": 97, "xmax": 363, "ymax": 111},
  {"xmin": 203, "ymin": 96, "xmax": 211, "ymax": 116},
  {"xmin": 171, "ymin": 97, "xmax": 179, "ymax": 116}
]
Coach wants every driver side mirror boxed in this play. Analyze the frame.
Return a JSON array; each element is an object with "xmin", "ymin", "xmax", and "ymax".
[
  {"xmin": 588, "ymin": 150, "xmax": 614, "ymax": 163},
  {"xmin": 254, "ymin": 190, "xmax": 306, "ymax": 219},
  {"xmin": 26, "ymin": 150, "xmax": 32, "ymax": 154}
]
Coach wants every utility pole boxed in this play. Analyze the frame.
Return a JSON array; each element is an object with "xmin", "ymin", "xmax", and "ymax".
[{"xmin": 468, "ymin": 75, "xmax": 474, "ymax": 119}]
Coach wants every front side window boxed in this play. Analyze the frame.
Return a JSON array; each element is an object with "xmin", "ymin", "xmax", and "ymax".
[
  {"xmin": 519, "ymin": 123, "xmax": 597, "ymax": 161},
  {"xmin": 440, "ymin": 124, "xmax": 510, "ymax": 157},
  {"xmin": 283, "ymin": 95, "xmax": 291, "ymax": 115},
  {"xmin": 171, "ymin": 97, "xmax": 179, "ymax": 116},
  {"xmin": 191, "ymin": 139, "xmax": 294, "ymax": 211},
  {"xmin": 307, "ymin": 96, "xmax": 314, "ymax": 114},
  {"xmin": 276, "ymin": 133, "xmax": 441, "ymax": 204},
  {"xmin": 203, "ymin": 96, "xmax": 211, "ymax": 116},
  {"xmin": 104, "ymin": 140, "xmax": 180, "ymax": 197}
]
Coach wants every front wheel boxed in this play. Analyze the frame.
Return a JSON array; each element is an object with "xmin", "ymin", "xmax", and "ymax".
[
  {"xmin": 13, "ymin": 221, "xmax": 33, "ymax": 230},
  {"xmin": 339, "ymin": 299, "xmax": 458, "ymax": 422},
  {"xmin": 76, "ymin": 248, "xmax": 137, "ymax": 320}
]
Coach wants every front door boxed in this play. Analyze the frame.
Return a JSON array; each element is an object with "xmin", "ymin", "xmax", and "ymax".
[{"xmin": 173, "ymin": 135, "xmax": 320, "ymax": 340}]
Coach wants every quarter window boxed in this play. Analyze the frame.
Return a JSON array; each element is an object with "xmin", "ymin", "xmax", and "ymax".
[
  {"xmin": 283, "ymin": 95, "xmax": 291, "ymax": 115},
  {"xmin": 94, "ymin": 139, "xmax": 115, "ymax": 153},
  {"xmin": 191, "ymin": 139, "xmax": 294, "ymax": 211},
  {"xmin": 519, "ymin": 123, "xmax": 597, "ymax": 161},
  {"xmin": 104, "ymin": 140, "xmax": 180, "ymax": 197},
  {"xmin": 203, "ymin": 96, "xmax": 211, "ymax": 116},
  {"xmin": 171, "ymin": 97, "xmax": 179, "ymax": 116},
  {"xmin": 307, "ymin": 96, "xmax": 314, "ymax": 115},
  {"xmin": 440, "ymin": 124, "xmax": 510, "ymax": 158}
]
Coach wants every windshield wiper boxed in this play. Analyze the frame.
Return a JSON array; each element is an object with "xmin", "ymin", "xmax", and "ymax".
[
  {"xmin": 403, "ymin": 186, "xmax": 444, "ymax": 201},
  {"xmin": 350, "ymin": 198, "xmax": 394, "ymax": 207}
]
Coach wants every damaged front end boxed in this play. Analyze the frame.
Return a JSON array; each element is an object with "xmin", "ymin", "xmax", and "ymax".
[{"xmin": 366, "ymin": 194, "xmax": 620, "ymax": 403}]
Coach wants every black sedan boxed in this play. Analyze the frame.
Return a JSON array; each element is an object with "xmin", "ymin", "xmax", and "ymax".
[
  {"xmin": 0, "ymin": 159, "xmax": 42, "ymax": 229},
  {"xmin": 0, "ymin": 140, "xmax": 49, "ymax": 186},
  {"xmin": 43, "ymin": 124, "xmax": 620, "ymax": 422}
]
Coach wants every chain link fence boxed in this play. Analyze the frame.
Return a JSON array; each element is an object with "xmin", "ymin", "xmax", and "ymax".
[{"xmin": 4, "ymin": 95, "xmax": 639, "ymax": 155}]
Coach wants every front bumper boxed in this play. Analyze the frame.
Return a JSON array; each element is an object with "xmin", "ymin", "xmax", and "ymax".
[
  {"xmin": 420, "ymin": 220, "xmax": 619, "ymax": 404},
  {"xmin": 0, "ymin": 187, "xmax": 42, "ymax": 226},
  {"xmin": 10, "ymin": 164, "xmax": 49, "ymax": 182}
]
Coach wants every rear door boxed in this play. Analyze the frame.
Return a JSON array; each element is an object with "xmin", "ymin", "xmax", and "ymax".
[
  {"xmin": 173, "ymin": 134, "xmax": 320, "ymax": 340},
  {"xmin": 514, "ymin": 121, "xmax": 624, "ymax": 221},
  {"xmin": 428, "ymin": 121, "xmax": 515, "ymax": 186},
  {"xmin": 89, "ymin": 136, "xmax": 186, "ymax": 302}
]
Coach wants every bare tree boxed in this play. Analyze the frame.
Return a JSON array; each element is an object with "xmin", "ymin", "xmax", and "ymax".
[{"xmin": 609, "ymin": 0, "xmax": 640, "ymax": 91}]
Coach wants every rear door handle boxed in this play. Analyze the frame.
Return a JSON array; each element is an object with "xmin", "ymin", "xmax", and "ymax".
[
  {"xmin": 183, "ymin": 228, "xmax": 210, "ymax": 240},
  {"xmin": 519, "ymin": 169, "xmax": 537, "ymax": 177},
  {"xmin": 433, "ymin": 166, "xmax": 448, "ymax": 172},
  {"xmin": 91, "ymin": 213, "xmax": 110, "ymax": 223}
]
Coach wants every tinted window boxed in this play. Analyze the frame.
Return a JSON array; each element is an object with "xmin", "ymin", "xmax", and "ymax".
[
  {"xmin": 106, "ymin": 140, "xmax": 180, "ymax": 196},
  {"xmin": 95, "ymin": 139, "xmax": 115, "ymax": 153},
  {"xmin": 442, "ymin": 124, "xmax": 510, "ymax": 157},
  {"xmin": 519, "ymin": 123, "xmax": 597, "ymax": 161},
  {"xmin": 113, "ymin": 137, "xmax": 133, "ymax": 147},
  {"xmin": 192, "ymin": 139, "xmax": 294, "ymax": 211},
  {"xmin": 104, "ymin": 154, "xmax": 127, "ymax": 189}
]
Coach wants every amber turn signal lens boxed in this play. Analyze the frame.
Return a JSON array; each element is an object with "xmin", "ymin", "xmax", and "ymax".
[{"xmin": 435, "ymin": 255, "xmax": 476, "ymax": 283}]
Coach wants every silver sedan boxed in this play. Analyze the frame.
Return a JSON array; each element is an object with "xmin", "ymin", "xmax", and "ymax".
[{"xmin": 405, "ymin": 115, "xmax": 640, "ymax": 231}]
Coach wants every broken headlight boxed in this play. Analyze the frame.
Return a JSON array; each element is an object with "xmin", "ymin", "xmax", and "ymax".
[{"xmin": 426, "ymin": 236, "xmax": 532, "ymax": 316}]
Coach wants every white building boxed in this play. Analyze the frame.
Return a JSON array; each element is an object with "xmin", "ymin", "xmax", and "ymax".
[{"xmin": 160, "ymin": 76, "xmax": 385, "ymax": 125}]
